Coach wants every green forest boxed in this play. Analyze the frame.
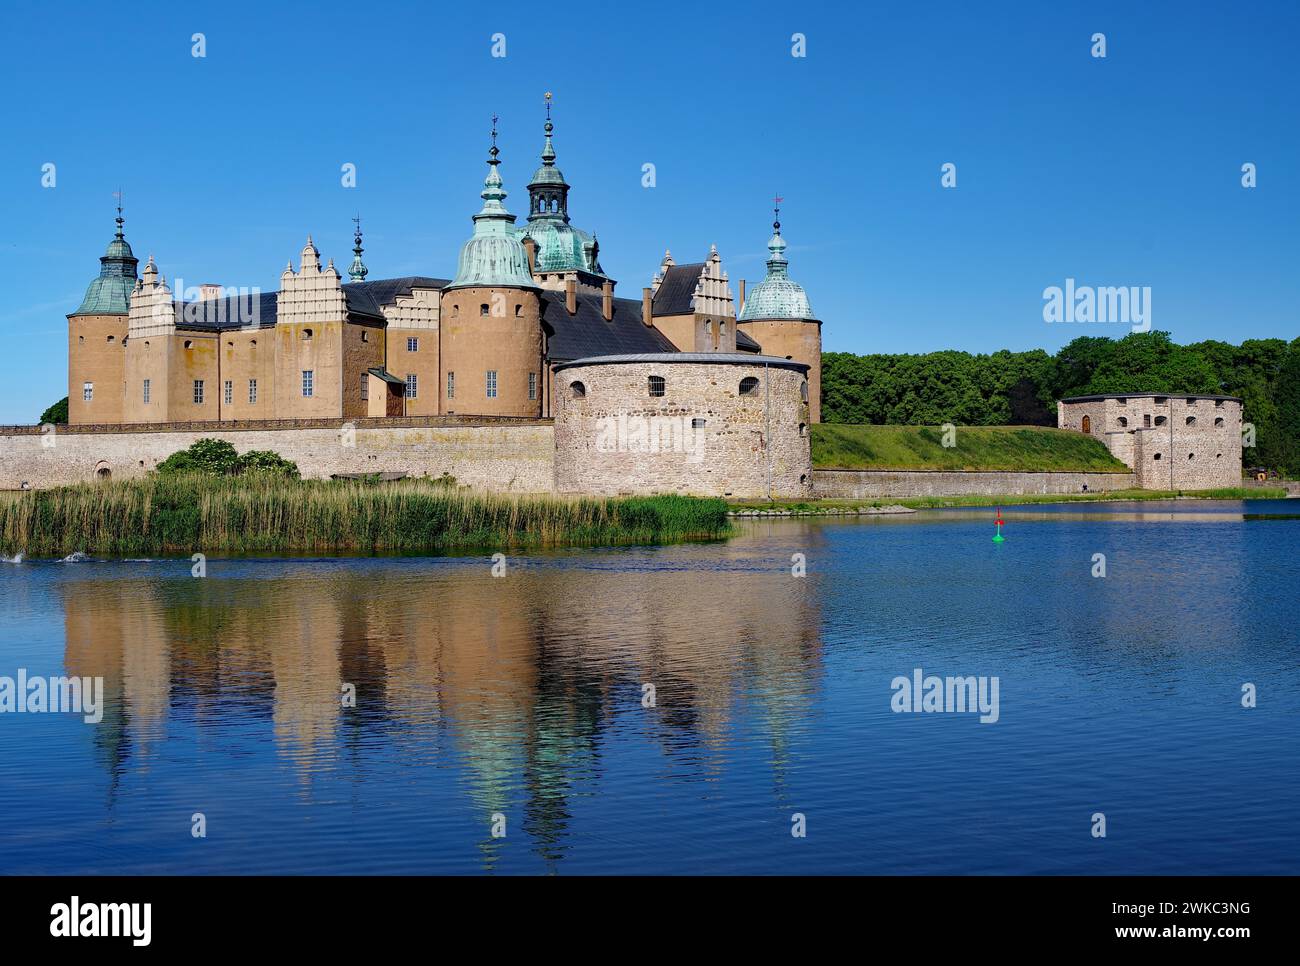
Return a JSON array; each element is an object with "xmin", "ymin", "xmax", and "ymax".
[{"xmin": 821, "ymin": 331, "xmax": 1300, "ymax": 474}]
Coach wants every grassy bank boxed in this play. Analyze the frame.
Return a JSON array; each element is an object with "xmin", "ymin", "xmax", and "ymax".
[
  {"xmin": 812, "ymin": 424, "xmax": 1130, "ymax": 472},
  {"xmin": 0, "ymin": 475, "xmax": 731, "ymax": 556},
  {"xmin": 730, "ymin": 487, "xmax": 1287, "ymax": 514}
]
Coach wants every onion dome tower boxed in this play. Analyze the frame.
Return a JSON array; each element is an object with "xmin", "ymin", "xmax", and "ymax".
[
  {"xmin": 521, "ymin": 93, "xmax": 608, "ymax": 288},
  {"xmin": 736, "ymin": 198, "xmax": 823, "ymax": 422},
  {"xmin": 347, "ymin": 216, "xmax": 368, "ymax": 283}
]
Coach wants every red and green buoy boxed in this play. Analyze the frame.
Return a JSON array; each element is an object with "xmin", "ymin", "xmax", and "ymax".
[{"xmin": 992, "ymin": 507, "xmax": 1005, "ymax": 543}]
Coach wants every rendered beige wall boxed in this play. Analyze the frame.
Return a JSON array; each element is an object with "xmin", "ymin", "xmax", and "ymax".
[
  {"xmin": 67, "ymin": 314, "xmax": 129, "ymax": 425},
  {"xmin": 439, "ymin": 287, "xmax": 542, "ymax": 417}
]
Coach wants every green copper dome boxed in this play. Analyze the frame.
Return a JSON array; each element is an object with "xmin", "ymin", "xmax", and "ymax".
[
  {"xmin": 447, "ymin": 130, "xmax": 535, "ymax": 290},
  {"xmin": 521, "ymin": 104, "xmax": 608, "ymax": 278},
  {"xmin": 738, "ymin": 218, "xmax": 813, "ymax": 321},
  {"xmin": 73, "ymin": 212, "xmax": 139, "ymax": 315}
]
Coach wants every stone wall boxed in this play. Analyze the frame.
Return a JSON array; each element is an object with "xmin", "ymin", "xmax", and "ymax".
[
  {"xmin": 814, "ymin": 468, "xmax": 1135, "ymax": 499},
  {"xmin": 553, "ymin": 355, "xmax": 812, "ymax": 498},
  {"xmin": 0, "ymin": 420, "xmax": 555, "ymax": 492}
]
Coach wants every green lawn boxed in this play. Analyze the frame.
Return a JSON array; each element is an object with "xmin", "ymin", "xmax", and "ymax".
[{"xmin": 812, "ymin": 424, "xmax": 1131, "ymax": 473}]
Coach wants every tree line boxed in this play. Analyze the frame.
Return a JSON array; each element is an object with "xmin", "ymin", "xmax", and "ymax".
[{"xmin": 821, "ymin": 331, "xmax": 1300, "ymax": 474}]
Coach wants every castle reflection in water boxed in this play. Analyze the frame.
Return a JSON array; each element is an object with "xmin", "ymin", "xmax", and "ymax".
[{"xmin": 59, "ymin": 538, "xmax": 824, "ymax": 866}]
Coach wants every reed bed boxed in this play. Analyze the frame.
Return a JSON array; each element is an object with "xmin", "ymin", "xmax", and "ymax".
[{"xmin": 0, "ymin": 475, "xmax": 731, "ymax": 556}]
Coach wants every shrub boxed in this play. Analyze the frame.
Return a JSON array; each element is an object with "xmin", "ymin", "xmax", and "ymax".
[{"xmin": 156, "ymin": 439, "xmax": 298, "ymax": 478}]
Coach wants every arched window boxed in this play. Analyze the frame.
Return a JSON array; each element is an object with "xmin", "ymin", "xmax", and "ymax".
[
  {"xmin": 801, "ymin": 381, "xmax": 809, "ymax": 403},
  {"xmin": 302, "ymin": 329, "xmax": 313, "ymax": 341},
  {"xmin": 571, "ymin": 381, "xmax": 586, "ymax": 399},
  {"xmin": 799, "ymin": 423, "xmax": 807, "ymax": 437},
  {"xmin": 480, "ymin": 303, "xmax": 489, "ymax": 316},
  {"xmin": 515, "ymin": 304, "xmax": 523, "ymax": 317},
  {"xmin": 648, "ymin": 375, "xmax": 666, "ymax": 397},
  {"xmin": 1081, "ymin": 415, "xmax": 1091, "ymax": 433},
  {"xmin": 1215, "ymin": 417, "xmax": 1224, "ymax": 427},
  {"xmin": 184, "ymin": 340, "xmax": 193, "ymax": 349},
  {"xmin": 739, "ymin": 376, "xmax": 760, "ymax": 396},
  {"xmin": 1185, "ymin": 416, "xmax": 1196, "ymax": 426},
  {"xmin": 1154, "ymin": 415, "xmax": 1167, "ymax": 426},
  {"xmin": 1117, "ymin": 416, "xmax": 1128, "ymax": 428}
]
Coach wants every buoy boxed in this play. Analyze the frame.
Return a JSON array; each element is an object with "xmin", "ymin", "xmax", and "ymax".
[{"xmin": 992, "ymin": 506, "xmax": 1005, "ymax": 543}]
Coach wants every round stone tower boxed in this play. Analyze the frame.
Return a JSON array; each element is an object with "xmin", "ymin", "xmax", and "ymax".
[
  {"xmin": 67, "ymin": 205, "xmax": 139, "ymax": 425},
  {"xmin": 441, "ymin": 121, "xmax": 544, "ymax": 417},
  {"xmin": 737, "ymin": 205, "xmax": 823, "ymax": 421}
]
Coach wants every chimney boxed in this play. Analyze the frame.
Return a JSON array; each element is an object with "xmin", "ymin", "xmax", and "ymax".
[
  {"xmin": 602, "ymin": 280, "xmax": 614, "ymax": 321},
  {"xmin": 738, "ymin": 279, "xmax": 746, "ymax": 315},
  {"xmin": 565, "ymin": 277, "xmax": 577, "ymax": 315},
  {"xmin": 522, "ymin": 235, "xmax": 538, "ymax": 275},
  {"xmin": 200, "ymin": 283, "xmax": 223, "ymax": 301},
  {"xmin": 642, "ymin": 287, "xmax": 653, "ymax": 327}
]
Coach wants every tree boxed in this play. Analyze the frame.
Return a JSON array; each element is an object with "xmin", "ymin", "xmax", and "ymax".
[{"xmin": 40, "ymin": 397, "xmax": 68, "ymax": 425}]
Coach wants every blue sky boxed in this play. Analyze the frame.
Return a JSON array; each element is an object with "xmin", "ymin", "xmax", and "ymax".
[{"xmin": 1, "ymin": 0, "xmax": 1296, "ymax": 422}]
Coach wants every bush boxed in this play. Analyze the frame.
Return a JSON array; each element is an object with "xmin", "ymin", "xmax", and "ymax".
[{"xmin": 156, "ymin": 439, "xmax": 298, "ymax": 478}]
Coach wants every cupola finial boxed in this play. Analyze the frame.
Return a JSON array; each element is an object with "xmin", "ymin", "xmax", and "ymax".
[
  {"xmin": 348, "ymin": 214, "xmax": 369, "ymax": 282},
  {"xmin": 113, "ymin": 188, "xmax": 125, "ymax": 239}
]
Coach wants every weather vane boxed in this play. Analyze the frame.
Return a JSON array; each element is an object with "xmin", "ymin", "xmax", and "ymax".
[{"xmin": 773, "ymin": 194, "xmax": 783, "ymax": 228}]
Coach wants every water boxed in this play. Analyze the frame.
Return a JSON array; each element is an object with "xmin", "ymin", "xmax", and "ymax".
[{"xmin": 1, "ymin": 499, "xmax": 1297, "ymax": 875}]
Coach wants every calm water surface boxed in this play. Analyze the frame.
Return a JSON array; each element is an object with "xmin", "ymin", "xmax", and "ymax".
[{"xmin": 1, "ymin": 499, "xmax": 1297, "ymax": 874}]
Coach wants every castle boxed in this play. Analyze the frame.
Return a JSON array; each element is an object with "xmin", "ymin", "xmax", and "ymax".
[{"xmin": 65, "ymin": 103, "xmax": 822, "ymax": 433}]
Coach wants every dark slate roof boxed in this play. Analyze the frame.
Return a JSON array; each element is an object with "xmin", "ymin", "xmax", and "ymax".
[
  {"xmin": 345, "ymin": 276, "xmax": 448, "ymax": 320},
  {"xmin": 554, "ymin": 352, "xmax": 809, "ymax": 374},
  {"xmin": 651, "ymin": 263, "xmax": 705, "ymax": 315},
  {"xmin": 541, "ymin": 291, "xmax": 679, "ymax": 363},
  {"xmin": 173, "ymin": 276, "xmax": 447, "ymax": 331},
  {"xmin": 1061, "ymin": 392, "xmax": 1241, "ymax": 403},
  {"xmin": 173, "ymin": 290, "xmax": 280, "ymax": 331},
  {"xmin": 735, "ymin": 329, "xmax": 761, "ymax": 351}
]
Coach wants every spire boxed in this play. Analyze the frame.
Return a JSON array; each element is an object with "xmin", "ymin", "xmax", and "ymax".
[
  {"xmin": 73, "ymin": 191, "xmax": 140, "ymax": 315},
  {"xmin": 447, "ymin": 115, "xmax": 534, "ymax": 290},
  {"xmin": 348, "ymin": 215, "xmax": 369, "ymax": 282},
  {"xmin": 737, "ymin": 196, "xmax": 813, "ymax": 322},
  {"xmin": 528, "ymin": 92, "xmax": 569, "ymax": 224}
]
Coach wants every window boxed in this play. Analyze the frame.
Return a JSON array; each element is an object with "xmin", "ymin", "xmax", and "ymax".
[
  {"xmin": 447, "ymin": 371, "xmax": 455, "ymax": 399},
  {"xmin": 1153, "ymin": 452, "xmax": 1162, "ymax": 461},
  {"xmin": 406, "ymin": 374, "xmax": 418, "ymax": 399},
  {"xmin": 361, "ymin": 330, "xmax": 369, "ymax": 343},
  {"xmin": 1144, "ymin": 414, "xmax": 1152, "ymax": 428},
  {"xmin": 486, "ymin": 370, "xmax": 498, "ymax": 398},
  {"xmin": 648, "ymin": 375, "xmax": 666, "ymax": 397},
  {"xmin": 1154, "ymin": 396, "xmax": 1167, "ymax": 404},
  {"xmin": 224, "ymin": 380, "xmax": 233, "ymax": 405},
  {"xmin": 528, "ymin": 372, "xmax": 537, "ymax": 401},
  {"xmin": 142, "ymin": 379, "xmax": 151, "ymax": 404},
  {"xmin": 184, "ymin": 340, "xmax": 193, "ymax": 350},
  {"xmin": 692, "ymin": 418, "xmax": 707, "ymax": 429},
  {"xmin": 799, "ymin": 422, "xmax": 807, "ymax": 437},
  {"xmin": 249, "ymin": 379, "xmax": 258, "ymax": 404},
  {"xmin": 1188, "ymin": 452, "xmax": 1196, "ymax": 460},
  {"xmin": 515, "ymin": 304, "xmax": 522, "ymax": 317},
  {"xmin": 1215, "ymin": 399, "xmax": 1225, "ymax": 408},
  {"xmin": 1081, "ymin": 415, "xmax": 1091, "ymax": 433},
  {"xmin": 480, "ymin": 304, "xmax": 490, "ymax": 316},
  {"xmin": 1117, "ymin": 416, "xmax": 1128, "ymax": 428},
  {"xmin": 83, "ymin": 382, "xmax": 93, "ymax": 401},
  {"xmin": 360, "ymin": 372, "xmax": 369, "ymax": 402},
  {"xmin": 193, "ymin": 380, "xmax": 204, "ymax": 404},
  {"xmin": 571, "ymin": 381, "xmax": 586, "ymax": 399},
  {"xmin": 302, "ymin": 370, "xmax": 314, "ymax": 397},
  {"xmin": 1215, "ymin": 417, "xmax": 1225, "ymax": 427},
  {"xmin": 801, "ymin": 381, "xmax": 809, "ymax": 403},
  {"xmin": 407, "ymin": 337, "xmax": 419, "ymax": 352},
  {"xmin": 106, "ymin": 335, "xmax": 115, "ymax": 344},
  {"xmin": 78, "ymin": 336, "xmax": 84, "ymax": 344},
  {"xmin": 739, "ymin": 376, "xmax": 760, "ymax": 397},
  {"xmin": 1155, "ymin": 415, "xmax": 1167, "ymax": 426},
  {"xmin": 302, "ymin": 329, "xmax": 313, "ymax": 340},
  {"xmin": 1186, "ymin": 416, "xmax": 1196, "ymax": 426}
]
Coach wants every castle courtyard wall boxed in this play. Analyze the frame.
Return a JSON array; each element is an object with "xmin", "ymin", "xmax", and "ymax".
[{"xmin": 813, "ymin": 468, "xmax": 1135, "ymax": 499}]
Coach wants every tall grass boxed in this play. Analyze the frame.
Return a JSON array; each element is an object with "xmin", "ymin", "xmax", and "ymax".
[{"xmin": 0, "ymin": 475, "xmax": 731, "ymax": 556}]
